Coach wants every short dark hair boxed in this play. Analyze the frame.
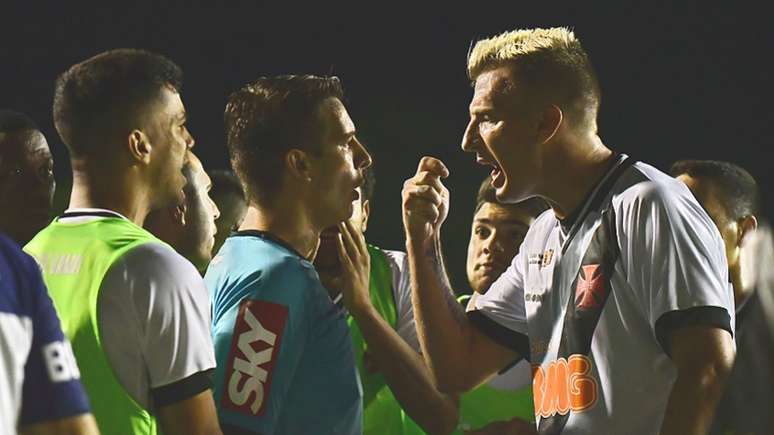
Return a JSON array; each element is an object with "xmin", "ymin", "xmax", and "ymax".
[
  {"xmin": 210, "ymin": 169, "xmax": 245, "ymax": 201},
  {"xmin": 671, "ymin": 160, "xmax": 760, "ymax": 220},
  {"xmin": 474, "ymin": 177, "xmax": 549, "ymax": 218},
  {"xmin": 53, "ymin": 49, "xmax": 183, "ymax": 157},
  {"xmin": 224, "ymin": 75, "xmax": 344, "ymax": 204},
  {"xmin": 0, "ymin": 110, "xmax": 39, "ymax": 134}
]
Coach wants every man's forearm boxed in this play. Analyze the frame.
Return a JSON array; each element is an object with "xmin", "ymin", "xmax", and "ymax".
[
  {"xmin": 406, "ymin": 233, "xmax": 474, "ymax": 392},
  {"xmin": 659, "ymin": 326, "xmax": 735, "ymax": 435},
  {"xmin": 350, "ymin": 303, "xmax": 459, "ymax": 435},
  {"xmin": 659, "ymin": 365, "xmax": 731, "ymax": 435}
]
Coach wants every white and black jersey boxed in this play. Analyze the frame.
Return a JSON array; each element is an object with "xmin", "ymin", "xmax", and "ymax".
[{"xmin": 470, "ymin": 155, "xmax": 735, "ymax": 434}]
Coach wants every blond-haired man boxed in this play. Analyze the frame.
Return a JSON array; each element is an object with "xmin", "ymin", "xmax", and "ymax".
[{"xmin": 402, "ymin": 28, "xmax": 735, "ymax": 435}]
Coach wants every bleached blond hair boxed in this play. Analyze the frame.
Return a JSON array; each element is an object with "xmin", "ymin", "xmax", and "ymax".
[{"xmin": 467, "ymin": 27, "xmax": 600, "ymax": 125}]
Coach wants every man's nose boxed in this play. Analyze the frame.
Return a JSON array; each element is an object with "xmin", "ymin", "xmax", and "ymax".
[
  {"xmin": 483, "ymin": 234, "xmax": 504, "ymax": 254},
  {"xmin": 210, "ymin": 198, "xmax": 221, "ymax": 220},
  {"xmin": 461, "ymin": 120, "xmax": 480, "ymax": 152},
  {"xmin": 353, "ymin": 138, "xmax": 372, "ymax": 169}
]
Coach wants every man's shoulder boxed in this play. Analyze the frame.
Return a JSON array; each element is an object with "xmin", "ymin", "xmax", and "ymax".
[
  {"xmin": 118, "ymin": 242, "xmax": 200, "ymax": 280},
  {"xmin": 212, "ymin": 240, "xmax": 321, "ymax": 305},
  {"xmin": 614, "ymin": 161, "xmax": 694, "ymax": 209}
]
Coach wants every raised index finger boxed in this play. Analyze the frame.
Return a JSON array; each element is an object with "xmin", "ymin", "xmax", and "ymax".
[{"xmin": 416, "ymin": 156, "xmax": 450, "ymax": 179}]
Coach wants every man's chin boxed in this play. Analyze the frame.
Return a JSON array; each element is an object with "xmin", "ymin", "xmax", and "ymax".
[{"xmin": 472, "ymin": 275, "xmax": 496, "ymax": 294}]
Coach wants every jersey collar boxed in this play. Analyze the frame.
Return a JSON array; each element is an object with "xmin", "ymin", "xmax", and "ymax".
[
  {"xmin": 231, "ymin": 230, "xmax": 308, "ymax": 261},
  {"xmin": 559, "ymin": 154, "xmax": 635, "ymax": 252},
  {"xmin": 59, "ymin": 208, "xmax": 129, "ymax": 221}
]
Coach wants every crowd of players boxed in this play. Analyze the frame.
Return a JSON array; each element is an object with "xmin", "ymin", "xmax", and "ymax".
[{"xmin": 1, "ymin": 27, "xmax": 772, "ymax": 435}]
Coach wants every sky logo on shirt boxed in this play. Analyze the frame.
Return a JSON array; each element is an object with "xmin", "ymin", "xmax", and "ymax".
[{"xmin": 223, "ymin": 299, "xmax": 288, "ymax": 416}]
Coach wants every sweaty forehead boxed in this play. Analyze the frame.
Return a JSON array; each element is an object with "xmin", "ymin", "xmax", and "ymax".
[
  {"xmin": 471, "ymin": 67, "xmax": 517, "ymax": 110},
  {"xmin": 0, "ymin": 129, "xmax": 50, "ymax": 157},
  {"xmin": 145, "ymin": 86, "xmax": 185, "ymax": 122},
  {"xmin": 318, "ymin": 97, "xmax": 355, "ymax": 139}
]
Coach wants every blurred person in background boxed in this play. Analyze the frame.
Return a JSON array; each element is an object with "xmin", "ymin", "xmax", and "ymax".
[
  {"xmin": 1, "ymin": 232, "xmax": 99, "ymax": 435},
  {"xmin": 671, "ymin": 160, "xmax": 774, "ymax": 435},
  {"xmin": 146, "ymin": 151, "xmax": 220, "ymax": 273},
  {"xmin": 209, "ymin": 169, "xmax": 247, "ymax": 256},
  {"xmin": 0, "ymin": 110, "xmax": 56, "ymax": 246}
]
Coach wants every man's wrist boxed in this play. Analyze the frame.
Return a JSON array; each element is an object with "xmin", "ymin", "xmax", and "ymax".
[
  {"xmin": 406, "ymin": 231, "xmax": 438, "ymax": 253},
  {"xmin": 349, "ymin": 297, "xmax": 378, "ymax": 320}
]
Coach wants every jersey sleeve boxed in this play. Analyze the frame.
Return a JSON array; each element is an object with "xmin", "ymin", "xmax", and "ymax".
[
  {"xmin": 469, "ymin": 248, "xmax": 531, "ymax": 360},
  {"xmin": 103, "ymin": 243, "xmax": 217, "ymax": 407},
  {"xmin": 19, "ymin": 252, "xmax": 91, "ymax": 425},
  {"xmin": 385, "ymin": 250, "xmax": 421, "ymax": 352},
  {"xmin": 617, "ymin": 182, "xmax": 735, "ymax": 355},
  {"xmin": 216, "ymin": 260, "xmax": 314, "ymax": 434}
]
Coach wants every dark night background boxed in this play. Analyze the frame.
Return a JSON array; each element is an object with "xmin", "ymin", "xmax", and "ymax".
[{"xmin": 2, "ymin": 2, "xmax": 772, "ymax": 289}]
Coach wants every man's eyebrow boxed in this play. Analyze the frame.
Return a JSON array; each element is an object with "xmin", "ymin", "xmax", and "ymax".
[
  {"xmin": 469, "ymin": 105, "xmax": 494, "ymax": 116},
  {"xmin": 32, "ymin": 148, "xmax": 53, "ymax": 156},
  {"xmin": 342, "ymin": 127, "xmax": 356, "ymax": 139},
  {"xmin": 474, "ymin": 218, "xmax": 530, "ymax": 228}
]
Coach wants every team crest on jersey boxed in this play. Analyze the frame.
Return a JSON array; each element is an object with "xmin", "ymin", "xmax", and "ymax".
[
  {"xmin": 574, "ymin": 264, "xmax": 606, "ymax": 310},
  {"xmin": 222, "ymin": 299, "xmax": 288, "ymax": 416},
  {"xmin": 541, "ymin": 249, "xmax": 555, "ymax": 268}
]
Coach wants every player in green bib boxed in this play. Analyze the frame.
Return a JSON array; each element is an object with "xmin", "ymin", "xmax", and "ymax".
[
  {"xmin": 315, "ymin": 167, "xmax": 459, "ymax": 435},
  {"xmin": 454, "ymin": 179, "xmax": 548, "ymax": 434},
  {"xmin": 24, "ymin": 49, "xmax": 222, "ymax": 435}
]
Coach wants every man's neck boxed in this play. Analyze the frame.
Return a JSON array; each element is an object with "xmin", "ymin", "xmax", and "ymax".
[
  {"xmin": 68, "ymin": 163, "xmax": 152, "ymax": 225},
  {"xmin": 541, "ymin": 135, "xmax": 615, "ymax": 221},
  {"xmin": 238, "ymin": 201, "xmax": 321, "ymax": 260}
]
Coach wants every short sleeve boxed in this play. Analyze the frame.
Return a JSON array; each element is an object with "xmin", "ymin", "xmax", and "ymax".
[
  {"xmin": 216, "ymin": 261, "xmax": 313, "ymax": 434},
  {"xmin": 101, "ymin": 243, "xmax": 216, "ymax": 402},
  {"xmin": 469, "ymin": 249, "xmax": 531, "ymax": 359},
  {"xmin": 617, "ymin": 182, "xmax": 735, "ymax": 354},
  {"xmin": 20, "ymin": 253, "xmax": 91, "ymax": 424},
  {"xmin": 384, "ymin": 250, "xmax": 421, "ymax": 352}
]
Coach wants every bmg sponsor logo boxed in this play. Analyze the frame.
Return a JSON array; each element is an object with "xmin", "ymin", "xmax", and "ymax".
[{"xmin": 532, "ymin": 355, "xmax": 598, "ymax": 418}]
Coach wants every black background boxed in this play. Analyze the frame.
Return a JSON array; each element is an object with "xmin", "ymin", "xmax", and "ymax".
[{"xmin": 2, "ymin": 2, "xmax": 772, "ymax": 288}]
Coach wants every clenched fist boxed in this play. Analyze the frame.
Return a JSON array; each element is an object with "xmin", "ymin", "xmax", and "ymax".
[{"xmin": 402, "ymin": 157, "xmax": 450, "ymax": 245}]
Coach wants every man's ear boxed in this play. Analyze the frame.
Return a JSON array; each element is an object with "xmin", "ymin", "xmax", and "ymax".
[
  {"xmin": 286, "ymin": 149, "xmax": 312, "ymax": 182},
  {"xmin": 361, "ymin": 200, "xmax": 371, "ymax": 233},
  {"xmin": 738, "ymin": 215, "xmax": 759, "ymax": 247},
  {"xmin": 128, "ymin": 130, "xmax": 152, "ymax": 164},
  {"xmin": 537, "ymin": 104, "xmax": 563, "ymax": 144},
  {"xmin": 171, "ymin": 202, "xmax": 187, "ymax": 226}
]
